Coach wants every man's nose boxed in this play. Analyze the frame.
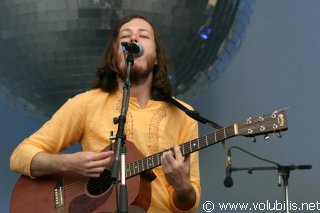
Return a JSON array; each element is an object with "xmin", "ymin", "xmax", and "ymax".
[{"xmin": 130, "ymin": 34, "xmax": 138, "ymax": 43}]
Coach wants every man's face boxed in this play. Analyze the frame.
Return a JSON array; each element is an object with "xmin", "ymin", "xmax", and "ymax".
[{"xmin": 115, "ymin": 18, "xmax": 157, "ymax": 85}]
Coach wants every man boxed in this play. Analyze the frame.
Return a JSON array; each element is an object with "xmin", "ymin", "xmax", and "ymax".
[{"xmin": 10, "ymin": 14, "xmax": 201, "ymax": 212}]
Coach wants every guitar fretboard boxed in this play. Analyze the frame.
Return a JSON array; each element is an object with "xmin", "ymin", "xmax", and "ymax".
[{"xmin": 125, "ymin": 125, "xmax": 236, "ymax": 178}]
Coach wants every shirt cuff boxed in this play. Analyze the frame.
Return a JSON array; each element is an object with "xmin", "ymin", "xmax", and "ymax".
[
  {"xmin": 168, "ymin": 183, "xmax": 201, "ymax": 213},
  {"xmin": 10, "ymin": 143, "xmax": 44, "ymax": 178}
]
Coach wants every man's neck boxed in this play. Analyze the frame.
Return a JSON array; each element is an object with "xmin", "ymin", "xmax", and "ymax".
[{"xmin": 117, "ymin": 73, "xmax": 153, "ymax": 108}]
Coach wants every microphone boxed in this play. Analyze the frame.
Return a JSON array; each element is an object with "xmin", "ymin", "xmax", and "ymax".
[
  {"xmin": 224, "ymin": 149, "xmax": 233, "ymax": 187},
  {"xmin": 293, "ymin": 165, "xmax": 312, "ymax": 170},
  {"xmin": 121, "ymin": 42, "xmax": 144, "ymax": 57}
]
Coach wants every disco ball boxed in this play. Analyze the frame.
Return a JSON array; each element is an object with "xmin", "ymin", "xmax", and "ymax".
[{"xmin": 0, "ymin": 0, "xmax": 255, "ymax": 120}]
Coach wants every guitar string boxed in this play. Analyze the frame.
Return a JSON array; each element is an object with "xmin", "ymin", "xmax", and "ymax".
[
  {"xmin": 60, "ymin": 129, "xmax": 228, "ymax": 194},
  {"xmin": 62, "ymin": 117, "xmax": 280, "ymax": 194},
  {"xmin": 63, "ymin": 132, "xmax": 227, "ymax": 195},
  {"xmin": 61, "ymin": 115, "xmax": 282, "ymax": 194},
  {"xmin": 62, "ymin": 119, "xmax": 280, "ymax": 195}
]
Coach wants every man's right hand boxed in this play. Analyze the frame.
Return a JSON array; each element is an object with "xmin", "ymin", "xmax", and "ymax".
[
  {"xmin": 63, "ymin": 151, "xmax": 114, "ymax": 177},
  {"xmin": 30, "ymin": 151, "xmax": 114, "ymax": 178}
]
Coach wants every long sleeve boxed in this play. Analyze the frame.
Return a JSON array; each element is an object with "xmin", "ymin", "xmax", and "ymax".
[{"xmin": 10, "ymin": 92, "xmax": 87, "ymax": 177}]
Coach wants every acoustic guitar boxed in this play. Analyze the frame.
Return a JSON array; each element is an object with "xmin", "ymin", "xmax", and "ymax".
[{"xmin": 10, "ymin": 109, "xmax": 288, "ymax": 213}]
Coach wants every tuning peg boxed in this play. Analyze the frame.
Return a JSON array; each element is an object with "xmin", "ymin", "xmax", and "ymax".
[
  {"xmin": 251, "ymin": 137, "xmax": 256, "ymax": 143},
  {"xmin": 264, "ymin": 134, "xmax": 270, "ymax": 140},
  {"xmin": 277, "ymin": 132, "xmax": 282, "ymax": 138}
]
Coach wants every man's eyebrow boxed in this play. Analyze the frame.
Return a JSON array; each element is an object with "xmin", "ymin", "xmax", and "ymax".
[
  {"xmin": 119, "ymin": 28, "xmax": 131, "ymax": 33},
  {"xmin": 120, "ymin": 28, "xmax": 152, "ymax": 34}
]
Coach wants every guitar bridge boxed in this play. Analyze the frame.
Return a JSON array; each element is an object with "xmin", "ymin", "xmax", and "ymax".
[{"xmin": 54, "ymin": 178, "xmax": 64, "ymax": 211}]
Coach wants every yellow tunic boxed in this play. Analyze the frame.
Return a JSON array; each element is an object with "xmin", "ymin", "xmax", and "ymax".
[{"xmin": 10, "ymin": 89, "xmax": 201, "ymax": 213}]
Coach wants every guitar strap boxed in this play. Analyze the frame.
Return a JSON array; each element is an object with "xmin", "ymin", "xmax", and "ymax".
[{"xmin": 166, "ymin": 97, "xmax": 228, "ymax": 158}]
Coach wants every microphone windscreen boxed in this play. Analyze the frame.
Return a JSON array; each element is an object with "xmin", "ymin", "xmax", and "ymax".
[
  {"xmin": 224, "ymin": 176, "xmax": 233, "ymax": 188},
  {"xmin": 297, "ymin": 165, "xmax": 312, "ymax": 170}
]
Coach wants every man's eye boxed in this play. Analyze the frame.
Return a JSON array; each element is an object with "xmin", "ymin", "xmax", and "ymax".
[{"xmin": 140, "ymin": 35, "xmax": 149, "ymax": 38}]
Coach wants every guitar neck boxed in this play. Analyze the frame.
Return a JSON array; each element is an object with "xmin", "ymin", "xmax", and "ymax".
[
  {"xmin": 125, "ymin": 109, "xmax": 288, "ymax": 178},
  {"xmin": 125, "ymin": 125, "xmax": 237, "ymax": 178}
]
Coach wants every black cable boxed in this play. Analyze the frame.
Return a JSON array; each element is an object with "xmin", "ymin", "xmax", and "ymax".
[{"xmin": 229, "ymin": 146, "xmax": 280, "ymax": 166}]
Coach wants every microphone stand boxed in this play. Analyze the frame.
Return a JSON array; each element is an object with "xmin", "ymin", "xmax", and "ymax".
[
  {"xmin": 230, "ymin": 163, "xmax": 312, "ymax": 213},
  {"xmin": 111, "ymin": 52, "xmax": 134, "ymax": 213}
]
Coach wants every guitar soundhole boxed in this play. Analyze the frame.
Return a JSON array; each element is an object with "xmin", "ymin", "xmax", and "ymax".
[{"xmin": 86, "ymin": 170, "xmax": 112, "ymax": 196}]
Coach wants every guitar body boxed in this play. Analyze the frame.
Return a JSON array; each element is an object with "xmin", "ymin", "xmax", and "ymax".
[{"xmin": 10, "ymin": 141, "xmax": 152, "ymax": 213}]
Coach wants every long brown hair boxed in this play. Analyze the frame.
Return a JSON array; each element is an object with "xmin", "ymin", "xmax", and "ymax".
[{"xmin": 92, "ymin": 14, "xmax": 172, "ymax": 100}]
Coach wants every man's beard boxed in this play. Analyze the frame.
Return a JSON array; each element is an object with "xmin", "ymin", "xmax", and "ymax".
[{"xmin": 116, "ymin": 54, "xmax": 156, "ymax": 85}]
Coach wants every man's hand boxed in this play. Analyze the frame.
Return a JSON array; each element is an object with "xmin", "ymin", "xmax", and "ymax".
[
  {"xmin": 161, "ymin": 143, "xmax": 192, "ymax": 193},
  {"xmin": 64, "ymin": 151, "xmax": 114, "ymax": 177},
  {"xmin": 161, "ymin": 143, "xmax": 196, "ymax": 211},
  {"xmin": 31, "ymin": 151, "xmax": 114, "ymax": 178}
]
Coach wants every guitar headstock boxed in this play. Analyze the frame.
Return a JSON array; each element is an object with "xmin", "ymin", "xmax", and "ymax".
[{"xmin": 237, "ymin": 109, "xmax": 288, "ymax": 137}]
